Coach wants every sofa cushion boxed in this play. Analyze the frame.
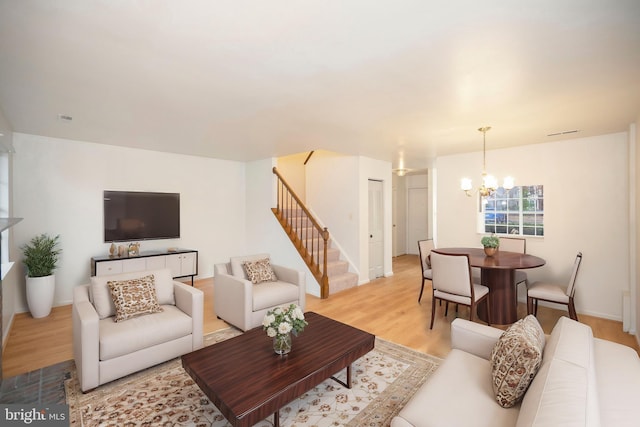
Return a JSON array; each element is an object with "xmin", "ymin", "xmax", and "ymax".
[
  {"xmin": 394, "ymin": 349, "xmax": 520, "ymax": 427},
  {"xmin": 593, "ymin": 338, "xmax": 640, "ymax": 427},
  {"xmin": 108, "ymin": 275, "xmax": 163, "ymax": 322},
  {"xmin": 490, "ymin": 315, "xmax": 545, "ymax": 408},
  {"xmin": 242, "ymin": 258, "xmax": 278, "ymax": 284},
  {"xmin": 149, "ymin": 268, "xmax": 176, "ymax": 306},
  {"xmin": 253, "ymin": 281, "xmax": 301, "ymax": 311},
  {"xmin": 99, "ymin": 305, "xmax": 192, "ymax": 361},
  {"xmin": 230, "ymin": 253, "xmax": 270, "ymax": 279},
  {"xmin": 90, "ymin": 268, "xmax": 175, "ymax": 319},
  {"xmin": 516, "ymin": 316, "xmax": 600, "ymax": 427}
]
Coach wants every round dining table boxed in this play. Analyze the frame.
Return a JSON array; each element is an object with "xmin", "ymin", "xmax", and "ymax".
[{"xmin": 435, "ymin": 247, "xmax": 546, "ymax": 324}]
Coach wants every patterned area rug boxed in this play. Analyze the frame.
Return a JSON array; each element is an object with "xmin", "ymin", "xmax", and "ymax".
[{"xmin": 65, "ymin": 328, "xmax": 440, "ymax": 426}]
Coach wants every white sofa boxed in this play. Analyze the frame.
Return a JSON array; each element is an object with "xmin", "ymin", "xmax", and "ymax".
[
  {"xmin": 72, "ymin": 268, "xmax": 204, "ymax": 392},
  {"xmin": 214, "ymin": 253, "xmax": 305, "ymax": 331},
  {"xmin": 392, "ymin": 316, "xmax": 640, "ymax": 427}
]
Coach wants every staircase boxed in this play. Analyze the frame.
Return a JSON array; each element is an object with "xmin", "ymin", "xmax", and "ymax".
[{"xmin": 272, "ymin": 168, "xmax": 358, "ymax": 298}]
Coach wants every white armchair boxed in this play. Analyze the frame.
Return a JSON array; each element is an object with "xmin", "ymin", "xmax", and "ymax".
[
  {"xmin": 214, "ymin": 254, "xmax": 306, "ymax": 331},
  {"xmin": 73, "ymin": 268, "xmax": 203, "ymax": 392}
]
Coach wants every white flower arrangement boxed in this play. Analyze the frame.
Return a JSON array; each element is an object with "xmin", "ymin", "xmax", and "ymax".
[{"xmin": 262, "ymin": 304, "xmax": 307, "ymax": 340}]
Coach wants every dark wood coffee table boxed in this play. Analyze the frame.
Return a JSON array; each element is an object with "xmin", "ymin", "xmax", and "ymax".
[{"xmin": 181, "ymin": 312, "xmax": 375, "ymax": 427}]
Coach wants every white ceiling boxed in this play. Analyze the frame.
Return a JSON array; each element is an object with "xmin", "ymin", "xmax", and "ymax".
[{"xmin": 1, "ymin": 1, "xmax": 639, "ymax": 170}]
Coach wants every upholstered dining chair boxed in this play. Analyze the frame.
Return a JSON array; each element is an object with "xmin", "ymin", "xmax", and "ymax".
[
  {"xmin": 527, "ymin": 252, "xmax": 583, "ymax": 321},
  {"xmin": 417, "ymin": 239, "xmax": 435, "ymax": 302},
  {"xmin": 429, "ymin": 250, "xmax": 491, "ymax": 329},
  {"xmin": 499, "ymin": 236, "xmax": 528, "ymax": 287}
]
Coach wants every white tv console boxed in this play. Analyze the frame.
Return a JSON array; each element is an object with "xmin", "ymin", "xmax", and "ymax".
[{"xmin": 91, "ymin": 248, "xmax": 198, "ymax": 285}]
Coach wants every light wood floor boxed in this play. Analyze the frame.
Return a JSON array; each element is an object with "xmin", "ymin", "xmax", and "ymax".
[{"xmin": 3, "ymin": 254, "xmax": 638, "ymax": 378}]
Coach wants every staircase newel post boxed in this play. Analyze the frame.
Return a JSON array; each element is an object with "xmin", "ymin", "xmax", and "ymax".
[{"xmin": 321, "ymin": 227, "xmax": 330, "ymax": 299}]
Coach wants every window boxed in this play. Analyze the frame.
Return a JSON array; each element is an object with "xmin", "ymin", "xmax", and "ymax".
[{"xmin": 483, "ymin": 185, "xmax": 544, "ymax": 236}]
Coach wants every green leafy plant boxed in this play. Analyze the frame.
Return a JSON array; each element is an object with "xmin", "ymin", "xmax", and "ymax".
[
  {"xmin": 481, "ymin": 234, "xmax": 500, "ymax": 249},
  {"xmin": 21, "ymin": 234, "xmax": 62, "ymax": 277}
]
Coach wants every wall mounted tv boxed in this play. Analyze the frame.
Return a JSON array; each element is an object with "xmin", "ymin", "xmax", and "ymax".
[{"xmin": 104, "ymin": 191, "xmax": 180, "ymax": 242}]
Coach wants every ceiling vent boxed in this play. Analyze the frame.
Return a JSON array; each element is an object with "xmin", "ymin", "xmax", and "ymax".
[{"xmin": 547, "ymin": 129, "xmax": 579, "ymax": 137}]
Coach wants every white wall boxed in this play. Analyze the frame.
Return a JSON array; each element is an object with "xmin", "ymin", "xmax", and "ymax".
[
  {"xmin": 436, "ymin": 132, "xmax": 629, "ymax": 321},
  {"xmin": 11, "ymin": 133, "xmax": 247, "ymax": 311},
  {"xmin": 306, "ymin": 151, "xmax": 360, "ymax": 275},
  {"xmin": 276, "ymin": 152, "xmax": 307, "ymax": 201}
]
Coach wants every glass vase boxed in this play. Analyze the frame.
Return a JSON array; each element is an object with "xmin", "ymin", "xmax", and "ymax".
[{"xmin": 273, "ymin": 333, "xmax": 292, "ymax": 355}]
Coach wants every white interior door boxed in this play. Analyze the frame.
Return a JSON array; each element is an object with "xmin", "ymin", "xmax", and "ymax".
[
  {"xmin": 392, "ymin": 185, "xmax": 398, "ymax": 257},
  {"xmin": 407, "ymin": 187, "xmax": 428, "ymax": 255},
  {"xmin": 368, "ymin": 179, "xmax": 384, "ymax": 279}
]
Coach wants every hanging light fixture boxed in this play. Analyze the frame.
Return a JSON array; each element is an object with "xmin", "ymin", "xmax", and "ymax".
[
  {"xmin": 393, "ymin": 154, "xmax": 411, "ymax": 177},
  {"xmin": 461, "ymin": 126, "xmax": 514, "ymax": 197}
]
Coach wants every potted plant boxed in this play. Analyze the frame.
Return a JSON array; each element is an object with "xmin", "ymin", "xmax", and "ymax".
[
  {"xmin": 263, "ymin": 304, "xmax": 308, "ymax": 355},
  {"xmin": 481, "ymin": 234, "xmax": 499, "ymax": 257},
  {"xmin": 22, "ymin": 233, "xmax": 61, "ymax": 318}
]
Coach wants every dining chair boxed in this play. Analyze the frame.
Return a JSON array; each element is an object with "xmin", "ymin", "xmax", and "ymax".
[
  {"xmin": 417, "ymin": 239, "xmax": 435, "ymax": 302},
  {"xmin": 499, "ymin": 236, "xmax": 528, "ymax": 287},
  {"xmin": 429, "ymin": 250, "xmax": 491, "ymax": 329},
  {"xmin": 527, "ymin": 252, "xmax": 583, "ymax": 321}
]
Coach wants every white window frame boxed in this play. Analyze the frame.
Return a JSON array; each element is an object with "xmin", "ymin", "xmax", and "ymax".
[
  {"xmin": 480, "ymin": 185, "xmax": 544, "ymax": 236},
  {"xmin": 1, "ymin": 151, "xmax": 13, "ymax": 279}
]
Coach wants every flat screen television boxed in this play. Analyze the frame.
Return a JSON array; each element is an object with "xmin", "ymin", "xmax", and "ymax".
[{"xmin": 104, "ymin": 191, "xmax": 180, "ymax": 242}]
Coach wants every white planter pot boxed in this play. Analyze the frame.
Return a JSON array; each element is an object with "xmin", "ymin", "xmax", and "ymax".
[{"xmin": 26, "ymin": 274, "xmax": 55, "ymax": 318}]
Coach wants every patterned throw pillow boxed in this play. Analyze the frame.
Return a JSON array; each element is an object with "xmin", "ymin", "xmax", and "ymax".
[
  {"xmin": 242, "ymin": 258, "xmax": 278, "ymax": 284},
  {"xmin": 490, "ymin": 314, "xmax": 546, "ymax": 408},
  {"xmin": 108, "ymin": 274, "xmax": 163, "ymax": 322}
]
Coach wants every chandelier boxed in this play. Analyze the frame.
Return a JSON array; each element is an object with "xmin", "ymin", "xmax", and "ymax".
[{"xmin": 461, "ymin": 126, "xmax": 514, "ymax": 197}]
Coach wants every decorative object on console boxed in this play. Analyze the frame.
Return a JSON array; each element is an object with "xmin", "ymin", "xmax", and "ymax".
[
  {"xmin": 21, "ymin": 233, "xmax": 62, "ymax": 318},
  {"xmin": 481, "ymin": 234, "xmax": 500, "ymax": 257},
  {"xmin": 263, "ymin": 304, "xmax": 307, "ymax": 355},
  {"xmin": 128, "ymin": 242, "xmax": 140, "ymax": 256},
  {"xmin": 461, "ymin": 126, "xmax": 514, "ymax": 198},
  {"xmin": 109, "ymin": 242, "xmax": 117, "ymax": 257}
]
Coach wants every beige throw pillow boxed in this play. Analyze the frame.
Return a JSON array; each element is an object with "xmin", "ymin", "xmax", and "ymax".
[
  {"xmin": 490, "ymin": 314, "xmax": 546, "ymax": 408},
  {"xmin": 108, "ymin": 274, "xmax": 163, "ymax": 322},
  {"xmin": 242, "ymin": 258, "xmax": 278, "ymax": 284}
]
